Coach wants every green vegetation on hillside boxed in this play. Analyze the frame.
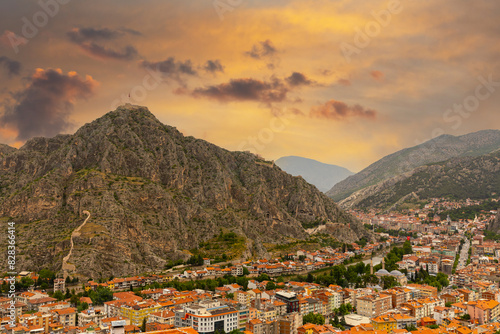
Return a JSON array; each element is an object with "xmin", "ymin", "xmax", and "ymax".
[
  {"xmin": 190, "ymin": 231, "xmax": 246, "ymax": 262},
  {"xmin": 439, "ymin": 200, "xmax": 499, "ymax": 221}
]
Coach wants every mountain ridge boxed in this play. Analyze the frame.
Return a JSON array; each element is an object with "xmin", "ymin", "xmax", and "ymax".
[
  {"xmin": 0, "ymin": 104, "xmax": 368, "ymax": 278},
  {"xmin": 326, "ymin": 130, "xmax": 500, "ymax": 202},
  {"xmin": 339, "ymin": 150, "xmax": 500, "ymax": 210}
]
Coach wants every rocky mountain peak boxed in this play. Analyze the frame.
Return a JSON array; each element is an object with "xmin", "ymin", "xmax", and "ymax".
[{"xmin": 0, "ymin": 105, "xmax": 369, "ymax": 278}]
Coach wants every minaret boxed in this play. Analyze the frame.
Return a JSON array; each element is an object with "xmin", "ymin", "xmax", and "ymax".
[
  {"xmin": 382, "ymin": 258, "xmax": 385, "ymax": 270},
  {"xmin": 370, "ymin": 258, "xmax": 374, "ymax": 275}
]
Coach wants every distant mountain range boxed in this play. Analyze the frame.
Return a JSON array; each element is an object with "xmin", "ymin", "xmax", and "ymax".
[
  {"xmin": 339, "ymin": 150, "xmax": 500, "ymax": 210},
  {"xmin": 275, "ymin": 156, "xmax": 353, "ymax": 192},
  {"xmin": 0, "ymin": 105, "xmax": 369, "ymax": 278},
  {"xmin": 327, "ymin": 130, "xmax": 500, "ymax": 203}
]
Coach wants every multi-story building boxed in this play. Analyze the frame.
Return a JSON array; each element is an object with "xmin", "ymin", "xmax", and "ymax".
[
  {"xmin": 276, "ymin": 292, "xmax": 299, "ymax": 314},
  {"xmin": 234, "ymin": 291, "xmax": 251, "ymax": 309},
  {"xmin": 356, "ymin": 293, "xmax": 392, "ymax": 318},
  {"xmin": 371, "ymin": 315, "xmax": 397, "ymax": 332},
  {"xmin": 467, "ymin": 299, "xmax": 500, "ymax": 325},
  {"xmin": 278, "ymin": 312, "xmax": 302, "ymax": 334},
  {"xmin": 247, "ymin": 319, "xmax": 264, "ymax": 334},
  {"xmin": 148, "ymin": 310, "xmax": 175, "ymax": 326},
  {"xmin": 78, "ymin": 307, "xmax": 107, "ymax": 327},
  {"xmin": 53, "ymin": 279, "xmax": 65, "ymax": 293},
  {"xmin": 384, "ymin": 289, "xmax": 406, "ymax": 308},
  {"xmin": 175, "ymin": 303, "xmax": 239, "ymax": 334},
  {"xmin": 236, "ymin": 306, "xmax": 249, "ymax": 330},
  {"xmin": 17, "ymin": 312, "xmax": 55, "ymax": 334},
  {"xmin": 51, "ymin": 308, "xmax": 76, "ymax": 327},
  {"xmin": 311, "ymin": 290, "xmax": 341, "ymax": 313},
  {"xmin": 119, "ymin": 300, "xmax": 162, "ymax": 326},
  {"xmin": 392, "ymin": 313, "xmax": 417, "ymax": 329}
]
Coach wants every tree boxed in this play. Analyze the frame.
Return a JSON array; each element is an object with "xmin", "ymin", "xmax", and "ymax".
[
  {"xmin": 77, "ymin": 302, "xmax": 89, "ymax": 312},
  {"xmin": 445, "ymin": 302, "xmax": 452, "ymax": 307},
  {"xmin": 89, "ymin": 286, "xmax": 113, "ymax": 305},
  {"xmin": 141, "ymin": 318, "xmax": 147, "ymax": 332},
  {"xmin": 403, "ymin": 240, "xmax": 413, "ymax": 255},
  {"xmin": 257, "ymin": 274, "xmax": 270, "ymax": 282},
  {"xmin": 266, "ymin": 281, "xmax": 276, "ymax": 290},
  {"xmin": 65, "ymin": 288, "xmax": 71, "ymax": 299},
  {"xmin": 243, "ymin": 267, "xmax": 250, "ymax": 276},
  {"xmin": 53, "ymin": 291, "xmax": 65, "ymax": 301},
  {"xmin": 405, "ymin": 324, "xmax": 417, "ymax": 331},
  {"xmin": 303, "ymin": 313, "xmax": 325, "ymax": 325},
  {"xmin": 20, "ymin": 277, "xmax": 34, "ymax": 290},
  {"xmin": 306, "ymin": 273, "xmax": 314, "ymax": 283},
  {"xmin": 345, "ymin": 303, "xmax": 353, "ymax": 313},
  {"xmin": 380, "ymin": 276, "xmax": 398, "ymax": 289},
  {"xmin": 460, "ymin": 314, "xmax": 471, "ymax": 320},
  {"xmin": 39, "ymin": 269, "xmax": 56, "ymax": 280},
  {"xmin": 70, "ymin": 294, "xmax": 79, "ymax": 306}
]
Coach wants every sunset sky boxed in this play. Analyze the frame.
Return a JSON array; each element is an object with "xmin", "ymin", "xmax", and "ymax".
[{"xmin": 0, "ymin": 0, "xmax": 499, "ymax": 172}]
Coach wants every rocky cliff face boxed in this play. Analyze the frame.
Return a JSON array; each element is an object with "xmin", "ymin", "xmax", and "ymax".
[
  {"xmin": 488, "ymin": 210, "xmax": 500, "ymax": 233},
  {"xmin": 0, "ymin": 105, "xmax": 368, "ymax": 278}
]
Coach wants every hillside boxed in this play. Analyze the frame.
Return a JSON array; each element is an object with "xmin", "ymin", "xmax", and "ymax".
[
  {"xmin": 275, "ymin": 156, "xmax": 353, "ymax": 192},
  {"xmin": 339, "ymin": 150, "xmax": 500, "ymax": 210},
  {"xmin": 0, "ymin": 105, "xmax": 368, "ymax": 278},
  {"xmin": 488, "ymin": 210, "xmax": 500, "ymax": 234},
  {"xmin": 327, "ymin": 130, "xmax": 500, "ymax": 202}
]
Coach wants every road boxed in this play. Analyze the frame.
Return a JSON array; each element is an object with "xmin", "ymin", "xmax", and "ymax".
[{"xmin": 62, "ymin": 210, "xmax": 91, "ymax": 280}]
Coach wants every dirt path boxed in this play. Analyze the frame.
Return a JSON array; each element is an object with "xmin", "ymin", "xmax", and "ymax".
[{"xmin": 62, "ymin": 210, "xmax": 90, "ymax": 279}]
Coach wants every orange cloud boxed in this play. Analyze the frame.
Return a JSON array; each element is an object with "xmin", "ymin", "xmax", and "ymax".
[
  {"xmin": 370, "ymin": 70, "xmax": 384, "ymax": 81},
  {"xmin": 310, "ymin": 99, "xmax": 377, "ymax": 120}
]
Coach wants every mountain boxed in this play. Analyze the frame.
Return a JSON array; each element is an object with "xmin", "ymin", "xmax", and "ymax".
[
  {"xmin": 0, "ymin": 105, "xmax": 368, "ymax": 278},
  {"xmin": 327, "ymin": 130, "xmax": 500, "ymax": 202},
  {"xmin": 275, "ymin": 156, "xmax": 353, "ymax": 192},
  {"xmin": 488, "ymin": 210, "xmax": 500, "ymax": 233},
  {"xmin": 339, "ymin": 150, "xmax": 500, "ymax": 210}
]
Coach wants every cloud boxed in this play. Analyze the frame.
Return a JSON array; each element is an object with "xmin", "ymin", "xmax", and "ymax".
[
  {"xmin": 80, "ymin": 44, "xmax": 138, "ymax": 61},
  {"xmin": 0, "ymin": 30, "xmax": 28, "ymax": 50},
  {"xmin": 203, "ymin": 60, "xmax": 224, "ymax": 74},
  {"xmin": 192, "ymin": 77, "xmax": 288, "ymax": 104},
  {"xmin": 190, "ymin": 71, "xmax": 315, "ymax": 105},
  {"xmin": 67, "ymin": 27, "xmax": 124, "ymax": 43},
  {"xmin": 285, "ymin": 72, "xmax": 314, "ymax": 86},
  {"xmin": 140, "ymin": 57, "xmax": 198, "ymax": 85},
  {"xmin": 338, "ymin": 78, "xmax": 351, "ymax": 86},
  {"xmin": 370, "ymin": 70, "xmax": 384, "ymax": 81},
  {"xmin": 245, "ymin": 40, "xmax": 277, "ymax": 59},
  {"xmin": 67, "ymin": 27, "xmax": 139, "ymax": 60},
  {"xmin": 310, "ymin": 99, "xmax": 377, "ymax": 120},
  {"xmin": 0, "ymin": 68, "xmax": 98, "ymax": 141},
  {"xmin": 0, "ymin": 56, "xmax": 21, "ymax": 76}
]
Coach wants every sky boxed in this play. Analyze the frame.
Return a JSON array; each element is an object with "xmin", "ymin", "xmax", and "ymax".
[{"xmin": 0, "ymin": 0, "xmax": 499, "ymax": 172}]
